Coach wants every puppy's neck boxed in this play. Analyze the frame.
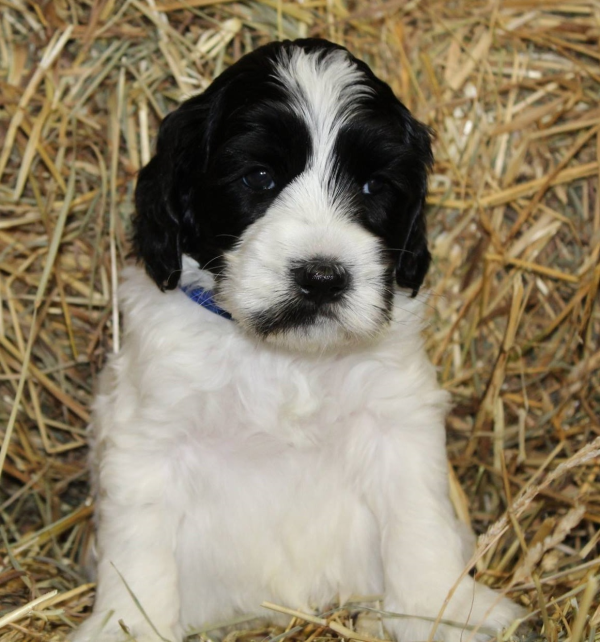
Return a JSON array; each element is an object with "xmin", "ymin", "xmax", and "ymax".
[{"xmin": 180, "ymin": 283, "xmax": 232, "ymax": 320}]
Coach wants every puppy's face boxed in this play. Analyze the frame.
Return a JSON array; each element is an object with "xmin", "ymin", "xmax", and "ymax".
[{"xmin": 134, "ymin": 39, "xmax": 432, "ymax": 351}]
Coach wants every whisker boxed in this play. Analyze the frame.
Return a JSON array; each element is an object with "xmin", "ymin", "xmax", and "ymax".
[
  {"xmin": 386, "ymin": 247, "xmax": 418, "ymax": 256},
  {"xmin": 201, "ymin": 255, "xmax": 225, "ymax": 272},
  {"xmin": 215, "ymin": 233, "xmax": 242, "ymax": 242}
]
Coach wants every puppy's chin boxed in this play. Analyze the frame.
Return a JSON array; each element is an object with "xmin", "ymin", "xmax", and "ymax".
[
  {"xmin": 261, "ymin": 322, "xmax": 388, "ymax": 354},
  {"xmin": 230, "ymin": 301, "xmax": 392, "ymax": 353}
]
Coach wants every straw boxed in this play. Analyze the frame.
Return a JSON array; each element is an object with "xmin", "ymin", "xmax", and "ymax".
[{"xmin": 1, "ymin": 2, "xmax": 598, "ymax": 641}]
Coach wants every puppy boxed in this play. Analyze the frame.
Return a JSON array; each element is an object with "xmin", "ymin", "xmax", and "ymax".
[{"xmin": 74, "ymin": 38, "xmax": 523, "ymax": 642}]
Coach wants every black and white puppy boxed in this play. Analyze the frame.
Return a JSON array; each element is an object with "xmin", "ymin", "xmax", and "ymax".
[{"xmin": 74, "ymin": 39, "xmax": 522, "ymax": 642}]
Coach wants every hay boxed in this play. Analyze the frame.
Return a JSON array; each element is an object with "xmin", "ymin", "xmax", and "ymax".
[{"xmin": 0, "ymin": 1, "xmax": 599, "ymax": 641}]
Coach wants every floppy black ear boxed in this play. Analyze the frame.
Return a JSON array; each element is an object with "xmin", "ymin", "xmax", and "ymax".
[
  {"xmin": 394, "ymin": 111, "xmax": 433, "ymax": 297},
  {"xmin": 132, "ymin": 96, "xmax": 214, "ymax": 291},
  {"xmin": 133, "ymin": 144, "xmax": 181, "ymax": 291}
]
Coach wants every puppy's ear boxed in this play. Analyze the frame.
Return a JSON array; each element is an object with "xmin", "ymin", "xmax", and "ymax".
[
  {"xmin": 133, "ymin": 98, "xmax": 213, "ymax": 291},
  {"xmin": 394, "ymin": 110, "xmax": 433, "ymax": 297},
  {"xmin": 133, "ymin": 138, "xmax": 181, "ymax": 291}
]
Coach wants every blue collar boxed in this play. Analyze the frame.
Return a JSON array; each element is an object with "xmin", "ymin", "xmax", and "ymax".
[{"xmin": 180, "ymin": 284, "xmax": 233, "ymax": 320}]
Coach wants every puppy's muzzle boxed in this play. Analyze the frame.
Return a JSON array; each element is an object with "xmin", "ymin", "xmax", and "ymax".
[{"xmin": 293, "ymin": 259, "xmax": 350, "ymax": 305}]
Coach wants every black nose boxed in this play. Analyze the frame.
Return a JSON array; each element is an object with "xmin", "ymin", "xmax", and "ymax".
[{"xmin": 293, "ymin": 260, "xmax": 350, "ymax": 304}]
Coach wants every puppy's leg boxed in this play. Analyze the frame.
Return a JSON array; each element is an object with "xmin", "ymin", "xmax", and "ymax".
[
  {"xmin": 72, "ymin": 499, "xmax": 182, "ymax": 642},
  {"xmin": 365, "ymin": 430, "xmax": 523, "ymax": 642}
]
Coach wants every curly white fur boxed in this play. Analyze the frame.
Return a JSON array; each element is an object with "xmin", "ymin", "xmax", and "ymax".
[{"xmin": 73, "ymin": 262, "xmax": 522, "ymax": 642}]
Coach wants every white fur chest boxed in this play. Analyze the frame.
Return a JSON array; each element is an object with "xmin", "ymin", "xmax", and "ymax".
[{"xmin": 90, "ymin": 267, "xmax": 446, "ymax": 632}]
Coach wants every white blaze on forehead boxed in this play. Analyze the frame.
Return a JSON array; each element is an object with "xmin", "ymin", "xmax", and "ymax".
[
  {"xmin": 217, "ymin": 46, "xmax": 390, "ymax": 351},
  {"xmin": 274, "ymin": 47, "xmax": 373, "ymax": 173}
]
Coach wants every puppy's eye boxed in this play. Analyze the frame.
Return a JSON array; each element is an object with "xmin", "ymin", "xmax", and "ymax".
[
  {"xmin": 362, "ymin": 177, "xmax": 385, "ymax": 195},
  {"xmin": 242, "ymin": 169, "xmax": 276, "ymax": 191}
]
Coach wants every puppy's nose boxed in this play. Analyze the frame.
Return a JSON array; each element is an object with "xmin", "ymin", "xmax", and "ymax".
[{"xmin": 293, "ymin": 260, "xmax": 349, "ymax": 303}]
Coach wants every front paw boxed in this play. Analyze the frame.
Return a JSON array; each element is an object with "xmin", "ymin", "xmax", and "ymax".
[
  {"xmin": 445, "ymin": 581, "xmax": 524, "ymax": 641},
  {"xmin": 386, "ymin": 581, "xmax": 524, "ymax": 642},
  {"xmin": 71, "ymin": 612, "xmax": 183, "ymax": 642},
  {"xmin": 70, "ymin": 615, "xmax": 125, "ymax": 642}
]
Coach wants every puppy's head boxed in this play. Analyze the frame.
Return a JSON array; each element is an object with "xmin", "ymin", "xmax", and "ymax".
[{"xmin": 134, "ymin": 39, "xmax": 432, "ymax": 351}]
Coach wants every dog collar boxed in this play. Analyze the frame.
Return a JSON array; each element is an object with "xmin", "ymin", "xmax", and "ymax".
[{"xmin": 180, "ymin": 284, "xmax": 233, "ymax": 320}]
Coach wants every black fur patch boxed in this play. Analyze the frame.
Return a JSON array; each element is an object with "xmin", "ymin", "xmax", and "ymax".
[
  {"xmin": 133, "ymin": 42, "xmax": 312, "ymax": 289},
  {"xmin": 331, "ymin": 86, "xmax": 432, "ymax": 296}
]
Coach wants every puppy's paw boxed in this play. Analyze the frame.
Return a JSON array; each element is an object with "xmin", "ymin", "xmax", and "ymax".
[
  {"xmin": 385, "ymin": 580, "xmax": 524, "ymax": 642},
  {"xmin": 441, "ymin": 581, "xmax": 524, "ymax": 642},
  {"xmin": 71, "ymin": 612, "xmax": 183, "ymax": 642}
]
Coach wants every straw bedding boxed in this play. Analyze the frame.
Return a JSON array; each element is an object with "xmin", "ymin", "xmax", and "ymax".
[{"xmin": 0, "ymin": 1, "xmax": 599, "ymax": 641}]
